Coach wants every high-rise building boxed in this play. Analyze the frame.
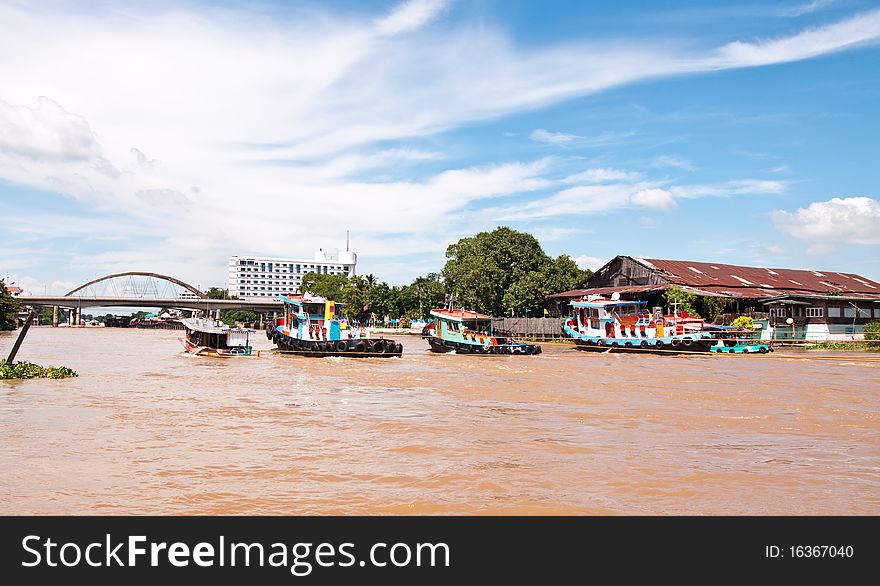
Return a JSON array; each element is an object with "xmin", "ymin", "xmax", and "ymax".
[{"xmin": 228, "ymin": 247, "xmax": 357, "ymax": 300}]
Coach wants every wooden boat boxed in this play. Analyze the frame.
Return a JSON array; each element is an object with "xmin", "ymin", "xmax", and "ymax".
[
  {"xmin": 422, "ymin": 308, "xmax": 542, "ymax": 355},
  {"xmin": 267, "ymin": 293, "xmax": 402, "ymax": 357},
  {"xmin": 179, "ymin": 318, "xmax": 254, "ymax": 357},
  {"xmin": 562, "ymin": 295, "xmax": 772, "ymax": 354}
]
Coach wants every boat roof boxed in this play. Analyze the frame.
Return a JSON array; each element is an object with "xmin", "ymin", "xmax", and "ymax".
[
  {"xmin": 280, "ymin": 293, "xmax": 338, "ymax": 306},
  {"xmin": 430, "ymin": 308, "xmax": 491, "ymax": 322},
  {"xmin": 181, "ymin": 318, "xmax": 230, "ymax": 334},
  {"xmin": 570, "ymin": 298, "xmax": 648, "ymax": 308}
]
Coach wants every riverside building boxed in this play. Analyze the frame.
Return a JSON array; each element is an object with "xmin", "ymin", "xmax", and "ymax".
[{"xmin": 228, "ymin": 248, "xmax": 357, "ymax": 300}]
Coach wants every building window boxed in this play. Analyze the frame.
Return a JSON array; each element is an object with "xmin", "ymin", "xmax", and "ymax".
[
  {"xmin": 875, "ymin": 308, "xmax": 880, "ymax": 318},
  {"xmin": 858, "ymin": 307, "xmax": 870, "ymax": 318},
  {"xmin": 844, "ymin": 307, "xmax": 856, "ymax": 318},
  {"xmin": 828, "ymin": 306, "xmax": 840, "ymax": 317},
  {"xmin": 805, "ymin": 307, "xmax": 823, "ymax": 318},
  {"xmin": 769, "ymin": 307, "xmax": 787, "ymax": 318}
]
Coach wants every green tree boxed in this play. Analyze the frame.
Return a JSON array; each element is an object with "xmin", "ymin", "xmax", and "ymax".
[
  {"xmin": 442, "ymin": 227, "xmax": 549, "ymax": 315},
  {"xmin": 205, "ymin": 287, "xmax": 230, "ymax": 299},
  {"xmin": 0, "ymin": 279, "xmax": 21, "ymax": 330},
  {"xmin": 300, "ymin": 272, "xmax": 348, "ymax": 299},
  {"xmin": 699, "ymin": 296, "xmax": 734, "ymax": 323},
  {"xmin": 402, "ymin": 273, "xmax": 446, "ymax": 319},
  {"xmin": 731, "ymin": 316, "xmax": 755, "ymax": 331},
  {"xmin": 662, "ymin": 286, "xmax": 700, "ymax": 317},
  {"xmin": 221, "ymin": 310, "xmax": 258, "ymax": 326}
]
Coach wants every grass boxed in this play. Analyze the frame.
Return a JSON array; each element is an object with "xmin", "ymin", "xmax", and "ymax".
[{"xmin": 804, "ymin": 342, "xmax": 880, "ymax": 351}]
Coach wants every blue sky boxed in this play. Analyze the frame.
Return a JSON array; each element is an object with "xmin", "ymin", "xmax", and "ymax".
[{"xmin": 1, "ymin": 0, "xmax": 879, "ymax": 294}]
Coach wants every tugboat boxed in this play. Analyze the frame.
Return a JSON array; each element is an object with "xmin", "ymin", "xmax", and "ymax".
[
  {"xmin": 422, "ymin": 308, "xmax": 542, "ymax": 355},
  {"xmin": 562, "ymin": 294, "xmax": 771, "ymax": 354},
  {"xmin": 267, "ymin": 293, "xmax": 403, "ymax": 357},
  {"xmin": 179, "ymin": 317, "xmax": 254, "ymax": 357}
]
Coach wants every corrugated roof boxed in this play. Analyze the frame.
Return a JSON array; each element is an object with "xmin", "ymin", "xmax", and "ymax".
[
  {"xmin": 639, "ymin": 258, "xmax": 880, "ymax": 294},
  {"xmin": 547, "ymin": 284, "xmax": 665, "ymax": 299}
]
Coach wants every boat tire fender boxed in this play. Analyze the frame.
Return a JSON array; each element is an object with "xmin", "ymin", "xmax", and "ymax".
[
  {"xmin": 336, "ymin": 340, "xmax": 348, "ymax": 352},
  {"xmin": 372, "ymin": 340, "xmax": 386, "ymax": 354},
  {"xmin": 355, "ymin": 341, "xmax": 367, "ymax": 353}
]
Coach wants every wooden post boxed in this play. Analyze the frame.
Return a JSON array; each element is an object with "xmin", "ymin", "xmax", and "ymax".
[{"xmin": 6, "ymin": 309, "xmax": 36, "ymax": 364}]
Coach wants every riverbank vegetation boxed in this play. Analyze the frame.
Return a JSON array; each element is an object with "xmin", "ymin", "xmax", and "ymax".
[
  {"xmin": 0, "ymin": 360, "xmax": 78, "ymax": 379},
  {"xmin": 0, "ymin": 279, "xmax": 21, "ymax": 331},
  {"xmin": 296, "ymin": 227, "xmax": 590, "ymax": 321}
]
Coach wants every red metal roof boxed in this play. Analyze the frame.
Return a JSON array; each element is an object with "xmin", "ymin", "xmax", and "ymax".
[
  {"xmin": 430, "ymin": 308, "xmax": 491, "ymax": 321},
  {"xmin": 547, "ymin": 284, "xmax": 665, "ymax": 299},
  {"xmin": 548, "ymin": 257, "xmax": 880, "ymax": 300},
  {"xmin": 639, "ymin": 258, "xmax": 880, "ymax": 295}
]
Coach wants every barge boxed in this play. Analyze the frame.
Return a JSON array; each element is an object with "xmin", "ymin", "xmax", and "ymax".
[{"xmin": 179, "ymin": 318, "xmax": 254, "ymax": 357}]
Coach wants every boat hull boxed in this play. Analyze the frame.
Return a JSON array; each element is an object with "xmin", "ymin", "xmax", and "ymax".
[
  {"xmin": 272, "ymin": 330, "xmax": 403, "ymax": 358},
  {"xmin": 424, "ymin": 336, "xmax": 542, "ymax": 355},
  {"xmin": 179, "ymin": 337, "xmax": 254, "ymax": 357},
  {"xmin": 569, "ymin": 337, "xmax": 770, "ymax": 355}
]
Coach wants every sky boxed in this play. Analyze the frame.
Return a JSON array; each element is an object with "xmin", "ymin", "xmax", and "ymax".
[{"xmin": 2, "ymin": 0, "xmax": 879, "ymax": 294}]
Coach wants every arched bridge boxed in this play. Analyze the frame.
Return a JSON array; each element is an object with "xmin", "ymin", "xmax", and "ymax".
[
  {"xmin": 65, "ymin": 271, "xmax": 206, "ymax": 299},
  {"xmin": 16, "ymin": 271, "xmax": 283, "ymax": 313}
]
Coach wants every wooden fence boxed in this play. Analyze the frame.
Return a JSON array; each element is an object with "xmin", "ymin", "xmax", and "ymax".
[{"xmin": 492, "ymin": 317, "xmax": 567, "ymax": 340}]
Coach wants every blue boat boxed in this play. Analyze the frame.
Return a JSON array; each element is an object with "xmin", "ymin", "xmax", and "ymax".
[
  {"xmin": 422, "ymin": 308, "xmax": 542, "ymax": 355},
  {"xmin": 267, "ymin": 294, "xmax": 402, "ymax": 357},
  {"xmin": 562, "ymin": 295, "xmax": 772, "ymax": 355}
]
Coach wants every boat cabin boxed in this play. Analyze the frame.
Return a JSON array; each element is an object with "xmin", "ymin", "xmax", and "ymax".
[{"xmin": 279, "ymin": 293, "xmax": 346, "ymax": 341}]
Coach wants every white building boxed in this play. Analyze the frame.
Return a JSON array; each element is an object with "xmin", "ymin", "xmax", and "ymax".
[{"xmin": 228, "ymin": 248, "xmax": 357, "ymax": 300}]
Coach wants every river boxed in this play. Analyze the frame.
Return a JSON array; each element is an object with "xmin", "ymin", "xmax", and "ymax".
[{"xmin": 1, "ymin": 327, "xmax": 878, "ymax": 514}]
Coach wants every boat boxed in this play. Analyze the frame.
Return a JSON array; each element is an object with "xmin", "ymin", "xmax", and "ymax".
[
  {"xmin": 422, "ymin": 308, "xmax": 542, "ymax": 355},
  {"xmin": 562, "ymin": 295, "xmax": 772, "ymax": 354},
  {"xmin": 267, "ymin": 293, "xmax": 403, "ymax": 357},
  {"xmin": 179, "ymin": 318, "xmax": 254, "ymax": 357}
]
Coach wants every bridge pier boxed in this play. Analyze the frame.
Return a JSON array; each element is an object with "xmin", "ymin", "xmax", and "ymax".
[{"xmin": 52, "ymin": 305, "xmax": 59, "ymax": 328}]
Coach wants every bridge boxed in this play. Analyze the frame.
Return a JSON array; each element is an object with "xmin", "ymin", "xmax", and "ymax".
[{"xmin": 17, "ymin": 272, "xmax": 284, "ymax": 325}]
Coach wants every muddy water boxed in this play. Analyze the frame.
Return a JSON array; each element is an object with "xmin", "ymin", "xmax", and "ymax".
[{"xmin": 1, "ymin": 327, "xmax": 878, "ymax": 515}]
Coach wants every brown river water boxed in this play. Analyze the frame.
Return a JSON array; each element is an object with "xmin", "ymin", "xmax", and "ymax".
[{"xmin": 1, "ymin": 327, "xmax": 878, "ymax": 515}]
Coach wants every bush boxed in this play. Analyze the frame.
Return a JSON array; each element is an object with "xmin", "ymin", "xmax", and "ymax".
[
  {"xmin": 865, "ymin": 320, "xmax": 880, "ymax": 341},
  {"xmin": 731, "ymin": 316, "xmax": 755, "ymax": 331},
  {"xmin": 0, "ymin": 360, "xmax": 78, "ymax": 379}
]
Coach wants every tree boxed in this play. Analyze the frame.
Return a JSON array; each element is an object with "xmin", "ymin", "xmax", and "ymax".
[
  {"xmin": 731, "ymin": 316, "xmax": 755, "ymax": 331},
  {"xmin": 206, "ymin": 287, "xmax": 230, "ymax": 299},
  {"xmin": 402, "ymin": 273, "xmax": 445, "ymax": 319},
  {"xmin": 221, "ymin": 310, "xmax": 258, "ymax": 326},
  {"xmin": 662, "ymin": 286, "xmax": 700, "ymax": 317},
  {"xmin": 300, "ymin": 272, "xmax": 348, "ymax": 299},
  {"xmin": 442, "ymin": 227, "xmax": 549, "ymax": 315},
  {"xmin": 0, "ymin": 279, "xmax": 21, "ymax": 330}
]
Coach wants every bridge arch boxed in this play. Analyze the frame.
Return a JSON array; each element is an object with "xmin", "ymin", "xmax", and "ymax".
[{"xmin": 65, "ymin": 272, "xmax": 206, "ymax": 299}]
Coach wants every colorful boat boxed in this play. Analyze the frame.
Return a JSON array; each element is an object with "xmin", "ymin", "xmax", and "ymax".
[
  {"xmin": 562, "ymin": 296, "xmax": 772, "ymax": 354},
  {"xmin": 179, "ymin": 318, "xmax": 254, "ymax": 357},
  {"xmin": 422, "ymin": 308, "xmax": 542, "ymax": 355},
  {"xmin": 267, "ymin": 293, "xmax": 403, "ymax": 357}
]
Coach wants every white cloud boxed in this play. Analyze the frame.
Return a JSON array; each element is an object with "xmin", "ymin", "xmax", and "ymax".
[
  {"xmin": 573, "ymin": 255, "xmax": 606, "ymax": 271},
  {"xmin": 772, "ymin": 197, "xmax": 880, "ymax": 251},
  {"xmin": 530, "ymin": 128, "xmax": 582, "ymax": 144},
  {"xmin": 780, "ymin": 1, "xmax": 838, "ymax": 18},
  {"xmin": 651, "ymin": 155, "xmax": 697, "ymax": 171},
  {"xmin": 375, "ymin": 0, "xmax": 448, "ymax": 36},
  {"xmin": 0, "ymin": 96, "xmax": 100, "ymax": 160},
  {"xmin": 563, "ymin": 167, "xmax": 641, "ymax": 183},
  {"xmin": 631, "ymin": 188, "xmax": 677, "ymax": 210},
  {"xmin": 671, "ymin": 179, "xmax": 787, "ymax": 199},
  {"xmin": 0, "ymin": 3, "xmax": 878, "ymax": 283},
  {"xmin": 712, "ymin": 8, "xmax": 880, "ymax": 67}
]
